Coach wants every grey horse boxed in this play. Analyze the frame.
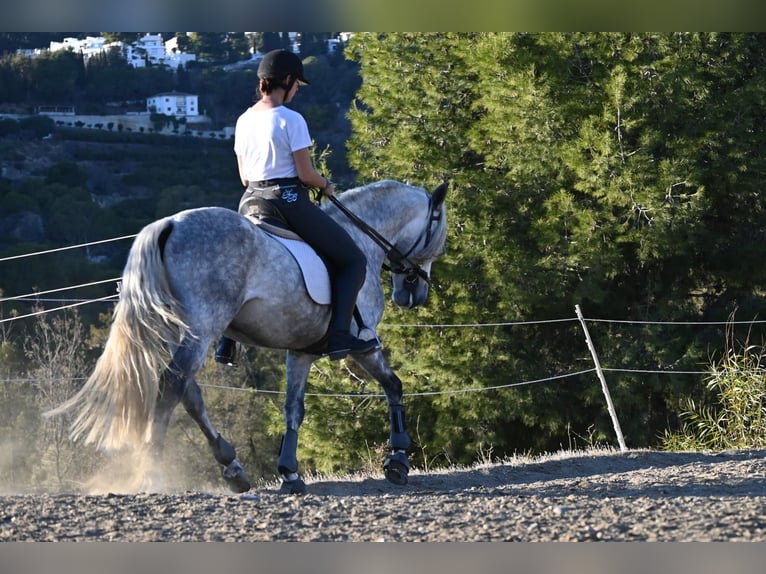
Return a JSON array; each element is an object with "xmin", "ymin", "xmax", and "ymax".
[{"xmin": 46, "ymin": 179, "xmax": 448, "ymax": 494}]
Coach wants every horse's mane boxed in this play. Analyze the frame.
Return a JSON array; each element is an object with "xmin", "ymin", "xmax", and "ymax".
[{"xmin": 414, "ymin": 205, "xmax": 447, "ymax": 263}]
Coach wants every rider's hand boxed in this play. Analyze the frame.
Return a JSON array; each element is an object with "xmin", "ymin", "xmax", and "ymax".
[{"xmin": 322, "ymin": 180, "xmax": 336, "ymax": 197}]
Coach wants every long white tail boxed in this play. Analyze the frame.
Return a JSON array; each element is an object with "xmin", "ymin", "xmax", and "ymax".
[{"xmin": 45, "ymin": 218, "xmax": 190, "ymax": 451}]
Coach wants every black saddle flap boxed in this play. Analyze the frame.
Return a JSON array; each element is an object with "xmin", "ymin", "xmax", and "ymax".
[{"xmin": 239, "ymin": 194, "xmax": 291, "ymax": 230}]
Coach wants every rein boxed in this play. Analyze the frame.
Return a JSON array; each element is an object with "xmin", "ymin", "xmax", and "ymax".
[{"xmin": 327, "ymin": 194, "xmax": 436, "ymax": 284}]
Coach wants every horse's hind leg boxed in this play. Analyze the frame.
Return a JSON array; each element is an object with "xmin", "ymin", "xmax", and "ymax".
[
  {"xmin": 149, "ymin": 367, "xmax": 184, "ymax": 464},
  {"xmin": 154, "ymin": 342, "xmax": 251, "ymax": 493},
  {"xmin": 181, "ymin": 378, "xmax": 251, "ymax": 493},
  {"xmin": 350, "ymin": 352, "xmax": 412, "ymax": 485}
]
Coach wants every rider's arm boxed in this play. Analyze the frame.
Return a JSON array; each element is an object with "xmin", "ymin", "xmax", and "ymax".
[
  {"xmin": 293, "ymin": 147, "xmax": 336, "ymax": 196},
  {"xmin": 236, "ymin": 155, "xmax": 248, "ymax": 188}
]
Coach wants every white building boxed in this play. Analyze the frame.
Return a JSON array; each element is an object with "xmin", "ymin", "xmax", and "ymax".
[
  {"xmin": 164, "ymin": 36, "xmax": 198, "ymax": 68},
  {"xmin": 49, "ymin": 36, "xmax": 110, "ymax": 61},
  {"xmin": 48, "ymin": 33, "xmax": 196, "ymax": 69},
  {"xmin": 136, "ymin": 34, "xmax": 166, "ymax": 63},
  {"xmin": 147, "ymin": 92, "xmax": 199, "ymax": 117}
]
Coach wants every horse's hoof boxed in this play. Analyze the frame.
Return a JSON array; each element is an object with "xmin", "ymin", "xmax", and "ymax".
[
  {"xmin": 383, "ymin": 451, "xmax": 410, "ymax": 486},
  {"xmin": 222, "ymin": 460, "xmax": 251, "ymax": 493},
  {"xmin": 279, "ymin": 477, "xmax": 307, "ymax": 495}
]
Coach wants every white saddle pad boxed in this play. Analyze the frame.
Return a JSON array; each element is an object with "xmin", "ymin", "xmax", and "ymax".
[{"xmin": 270, "ymin": 234, "xmax": 331, "ymax": 305}]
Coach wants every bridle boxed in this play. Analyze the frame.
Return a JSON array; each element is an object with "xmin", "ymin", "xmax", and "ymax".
[{"xmin": 327, "ymin": 194, "xmax": 442, "ymax": 287}]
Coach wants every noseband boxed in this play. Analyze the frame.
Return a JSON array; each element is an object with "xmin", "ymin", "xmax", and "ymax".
[{"xmin": 327, "ymin": 194, "xmax": 441, "ymax": 286}]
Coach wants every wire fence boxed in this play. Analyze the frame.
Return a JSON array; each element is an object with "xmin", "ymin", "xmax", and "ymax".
[{"xmin": 1, "ymin": 232, "xmax": 761, "ymax": 434}]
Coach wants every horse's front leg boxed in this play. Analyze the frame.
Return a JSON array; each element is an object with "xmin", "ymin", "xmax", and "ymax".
[
  {"xmin": 351, "ymin": 351, "xmax": 412, "ymax": 485},
  {"xmin": 277, "ymin": 351, "xmax": 313, "ymax": 494}
]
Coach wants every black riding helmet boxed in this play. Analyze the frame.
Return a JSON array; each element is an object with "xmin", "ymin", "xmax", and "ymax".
[{"xmin": 257, "ymin": 49, "xmax": 310, "ymax": 86}]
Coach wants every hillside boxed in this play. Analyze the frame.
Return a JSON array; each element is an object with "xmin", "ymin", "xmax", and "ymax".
[{"xmin": 0, "ymin": 126, "xmax": 242, "ymax": 321}]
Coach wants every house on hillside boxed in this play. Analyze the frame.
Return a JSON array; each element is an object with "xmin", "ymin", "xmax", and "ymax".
[
  {"xmin": 48, "ymin": 34, "xmax": 196, "ymax": 69},
  {"xmin": 121, "ymin": 34, "xmax": 197, "ymax": 69},
  {"xmin": 163, "ymin": 36, "xmax": 198, "ymax": 68},
  {"xmin": 49, "ymin": 36, "xmax": 107, "ymax": 60},
  {"xmin": 146, "ymin": 92, "xmax": 199, "ymax": 117}
]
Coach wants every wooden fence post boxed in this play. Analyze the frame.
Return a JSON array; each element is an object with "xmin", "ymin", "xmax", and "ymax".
[{"xmin": 575, "ymin": 304, "xmax": 627, "ymax": 452}]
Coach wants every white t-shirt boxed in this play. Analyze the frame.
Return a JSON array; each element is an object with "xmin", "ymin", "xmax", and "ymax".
[{"xmin": 233, "ymin": 105, "xmax": 312, "ymax": 182}]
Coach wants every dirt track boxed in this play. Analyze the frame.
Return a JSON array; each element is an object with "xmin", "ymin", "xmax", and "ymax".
[{"xmin": 2, "ymin": 448, "xmax": 766, "ymax": 541}]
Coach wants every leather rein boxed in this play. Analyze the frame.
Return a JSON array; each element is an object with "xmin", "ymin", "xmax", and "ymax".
[{"xmin": 327, "ymin": 194, "xmax": 440, "ymax": 285}]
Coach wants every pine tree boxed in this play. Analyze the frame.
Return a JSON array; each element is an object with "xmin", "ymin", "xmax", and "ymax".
[{"xmin": 335, "ymin": 33, "xmax": 766, "ymax": 466}]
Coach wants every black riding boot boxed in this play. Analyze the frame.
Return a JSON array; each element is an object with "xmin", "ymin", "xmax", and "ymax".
[
  {"xmin": 215, "ymin": 336, "xmax": 236, "ymax": 366},
  {"xmin": 327, "ymin": 331, "xmax": 379, "ymax": 360},
  {"xmin": 326, "ymin": 267, "xmax": 380, "ymax": 360}
]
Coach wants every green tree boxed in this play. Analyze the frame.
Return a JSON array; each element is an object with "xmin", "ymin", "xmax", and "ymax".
[
  {"xmin": 259, "ymin": 32, "xmax": 283, "ymax": 54},
  {"xmin": 100, "ymin": 33, "xmax": 140, "ymax": 44},
  {"xmin": 45, "ymin": 161, "xmax": 87, "ymax": 188},
  {"xmin": 188, "ymin": 33, "xmax": 228, "ymax": 63},
  {"xmin": 0, "ymin": 33, "xmax": 62, "ymax": 55},
  {"xmin": 340, "ymin": 32, "xmax": 766, "ymax": 466},
  {"xmin": 0, "ymin": 54, "xmax": 29, "ymax": 103},
  {"xmin": 225, "ymin": 33, "xmax": 251, "ymax": 63},
  {"xmin": 29, "ymin": 49, "xmax": 85, "ymax": 104},
  {"xmin": 154, "ymin": 184, "xmax": 206, "ymax": 218},
  {"xmin": 175, "ymin": 32, "xmax": 191, "ymax": 52},
  {"xmin": 84, "ymin": 46, "xmax": 133, "ymax": 102},
  {"xmin": 298, "ymin": 33, "xmax": 329, "ymax": 58}
]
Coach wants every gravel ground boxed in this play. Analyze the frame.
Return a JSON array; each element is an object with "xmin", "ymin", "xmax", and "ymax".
[{"xmin": 2, "ymin": 448, "xmax": 766, "ymax": 542}]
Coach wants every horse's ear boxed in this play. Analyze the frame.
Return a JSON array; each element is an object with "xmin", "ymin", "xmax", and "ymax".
[{"xmin": 431, "ymin": 181, "xmax": 448, "ymax": 207}]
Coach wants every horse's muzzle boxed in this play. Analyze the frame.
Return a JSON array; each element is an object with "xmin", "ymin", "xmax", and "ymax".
[{"xmin": 392, "ymin": 274, "xmax": 429, "ymax": 308}]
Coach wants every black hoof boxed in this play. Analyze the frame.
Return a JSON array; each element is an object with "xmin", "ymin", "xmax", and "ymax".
[
  {"xmin": 383, "ymin": 451, "xmax": 410, "ymax": 485},
  {"xmin": 222, "ymin": 460, "xmax": 251, "ymax": 493},
  {"xmin": 279, "ymin": 477, "xmax": 307, "ymax": 495}
]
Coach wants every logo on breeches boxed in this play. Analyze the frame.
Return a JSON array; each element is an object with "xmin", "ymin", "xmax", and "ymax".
[{"xmin": 280, "ymin": 186, "xmax": 299, "ymax": 203}]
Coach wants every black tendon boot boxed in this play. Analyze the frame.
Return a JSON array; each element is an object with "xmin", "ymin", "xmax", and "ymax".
[
  {"xmin": 215, "ymin": 336, "xmax": 237, "ymax": 366},
  {"xmin": 327, "ymin": 330, "xmax": 380, "ymax": 361}
]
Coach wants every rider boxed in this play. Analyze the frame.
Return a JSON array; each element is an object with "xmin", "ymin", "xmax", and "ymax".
[{"xmin": 215, "ymin": 49, "xmax": 380, "ymax": 363}]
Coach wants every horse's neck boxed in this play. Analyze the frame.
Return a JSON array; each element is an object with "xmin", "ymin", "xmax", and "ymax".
[{"xmin": 337, "ymin": 189, "xmax": 424, "ymax": 242}]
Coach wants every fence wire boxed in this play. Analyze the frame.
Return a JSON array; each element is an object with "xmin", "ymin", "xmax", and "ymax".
[{"xmin": 1, "ymin": 234, "xmax": 761, "ymax": 402}]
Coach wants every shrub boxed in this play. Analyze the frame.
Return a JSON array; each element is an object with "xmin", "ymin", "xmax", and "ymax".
[{"xmin": 663, "ymin": 320, "xmax": 766, "ymax": 450}]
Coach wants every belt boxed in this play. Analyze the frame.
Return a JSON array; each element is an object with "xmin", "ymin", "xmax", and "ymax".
[{"xmin": 249, "ymin": 177, "xmax": 302, "ymax": 188}]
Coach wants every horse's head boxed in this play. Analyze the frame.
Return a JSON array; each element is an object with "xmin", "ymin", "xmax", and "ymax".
[{"xmin": 389, "ymin": 182, "xmax": 448, "ymax": 309}]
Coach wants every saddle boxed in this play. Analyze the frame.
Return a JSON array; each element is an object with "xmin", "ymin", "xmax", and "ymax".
[
  {"xmin": 240, "ymin": 197, "xmax": 331, "ymax": 305},
  {"xmin": 238, "ymin": 191, "xmax": 378, "ymax": 357},
  {"xmin": 239, "ymin": 194, "xmax": 303, "ymax": 240}
]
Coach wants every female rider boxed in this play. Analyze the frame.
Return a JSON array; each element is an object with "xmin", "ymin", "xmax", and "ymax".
[{"xmin": 215, "ymin": 49, "xmax": 379, "ymax": 363}]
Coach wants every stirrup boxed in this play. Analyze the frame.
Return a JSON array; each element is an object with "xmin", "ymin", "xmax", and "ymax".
[
  {"xmin": 326, "ymin": 334, "xmax": 381, "ymax": 361},
  {"xmin": 215, "ymin": 354, "xmax": 237, "ymax": 367},
  {"xmin": 215, "ymin": 338, "xmax": 237, "ymax": 367}
]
